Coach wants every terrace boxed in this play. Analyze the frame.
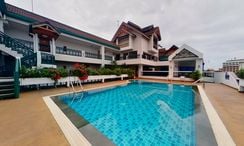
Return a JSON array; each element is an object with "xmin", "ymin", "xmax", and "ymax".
[{"xmin": 0, "ymin": 79, "xmax": 243, "ymax": 145}]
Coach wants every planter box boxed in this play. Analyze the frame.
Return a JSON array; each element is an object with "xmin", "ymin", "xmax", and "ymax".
[
  {"xmin": 20, "ymin": 77, "xmax": 54, "ymax": 86},
  {"xmin": 20, "ymin": 74, "xmax": 128, "ymax": 86}
]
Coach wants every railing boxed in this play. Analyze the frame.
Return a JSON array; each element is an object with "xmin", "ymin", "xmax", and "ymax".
[
  {"xmin": 173, "ymin": 71, "xmax": 193, "ymax": 78},
  {"xmin": 41, "ymin": 52, "xmax": 55, "ymax": 65},
  {"xmin": 142, "ymin": 71, "xmax": 169, "ymax": 77},
  {"xmin": 0, "ymin": 31, "xmax": 34, "ymax": 56},
  {"xmin": 14, "ymin": 59, "xmax": 20, "ymax": 98},
  {"xmin": 15, "ymin": 38, "xmax": 34, "ymax": 51},
  {"xmin": 0, "ymin": 31, "xmax": 37, "ymax": 68},
  {"xmin": 56, "ymin": 47, "xmax": 82, "ymax": 57},
  {"xmin": 85, "ymin": 52, "xmax": 101, "ymax": 59},
  {"xmin": 21, "ymin": 53, "xmax": 37, "ymax": 68},
  {"xmin": 159, "ymin": 56, "xmax": 168, "ymax": 61},
  {"xmin": 142, "ymin": 55, "xmax": 158, "ymax": 61},
  {"xmin": 105, "ymin": 55, "xmax": 113, "ymax": 61}
]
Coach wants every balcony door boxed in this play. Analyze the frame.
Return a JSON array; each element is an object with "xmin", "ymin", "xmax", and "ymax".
[{"xmin": 39, "ymin": 36, "xmax": 51, "ymax": 52}]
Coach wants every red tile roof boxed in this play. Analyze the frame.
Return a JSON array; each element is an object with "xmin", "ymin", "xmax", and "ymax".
[
  {"xmin": 4, "ymin": 3, "xmax": 119, "ymax": 49},
  {"xmin": 112, "ymin": 21, "xmax": 161, "ymax": 42},
  {"xmin": 159, "ymin": 45, "xmax": 179, "ymax": 56}
]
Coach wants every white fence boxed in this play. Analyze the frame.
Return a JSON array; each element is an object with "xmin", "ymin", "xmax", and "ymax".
[{"xmin": 202, "ymin": 71, "xmax": 244, "ymax": 92}]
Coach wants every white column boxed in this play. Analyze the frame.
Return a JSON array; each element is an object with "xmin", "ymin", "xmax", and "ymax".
[
  {"xmin": 168, "ymin": 61, "xmax": 174, "ymax": 79},
  {"xmin": 33, "ymin": 33, "xmax": 41, "ymax": 67},
  {"xmin": 195, "ymin": 59, "xmax": 203, "ymax": 73},
  {"xmin": 100, "ymin": 46, "xmax": 105, "ymax": 67},
  {"xmin": 51, "ymin": 38, "xmax": 56, "ymax": 55},
  {"xmin": 0, "ymin": 19, "xmax": 4, "ymax": 32},
  {"xmin": 129, "ymin": 35, "xmax": 132, "ymax": 48},
  {"xmin": 33, "ymin": 33, "xmax": 39, "ymax": 53},
  {"xmin": 36, "ymin": 51, "xmax": 41, "ymax": 68},
  {"xmin": 138, "ymin": 64, "xmax": 143, "ymax": 77}
]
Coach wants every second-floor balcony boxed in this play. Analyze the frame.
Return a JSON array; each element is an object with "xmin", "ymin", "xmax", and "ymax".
[{"xmin": 55, "ymin": 46, "xmax": 113, "ymax": 64}]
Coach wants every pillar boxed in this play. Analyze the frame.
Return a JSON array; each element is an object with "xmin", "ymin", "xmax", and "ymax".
[
  {"xmin": 51, "ymin": 38, "xmax": 56, "ymax": 55},
  {"xmin": 33, "ymin": 33, "xmax": 41, "ymax": 67},
  {"xmin": 100, "ymin": 46, "xmax": 105, "ymax": 67},
  {"xmin": 195, "ymin": 59, "xmax": 203, "ymax": 73},
  {"xmin": 0, "ymin": 19, "xmax": 4, "ymax": 32},
  {"xmin": 129, "ymin": 35, "xmax": 132, "ymax": 48},
  {"xmin": 138, "ymin": 64, "xmax": 143, "ymax": 77},
  {"xmin": 168, "ymin": 61, "xmax": 174, "ymax": 79},
  {"xmin": 33, "ymin": 33, "xmax": 39, "ymax": 53}
]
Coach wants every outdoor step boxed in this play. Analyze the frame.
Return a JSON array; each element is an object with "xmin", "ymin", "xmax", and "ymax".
[
  {"xmin": 0, "ymin": 88, "xmax": 14, "ymax": 94},
  {"xmin": 0, "ymin": 84, "xmax": 14, "ymax": 89},
  {"xmin": 0, "ymin": 93, "xmax": 15, "ymax": 99},
  {"xmin": 0, "ymin": 79, "xmax": 14, "ymax": 85}
]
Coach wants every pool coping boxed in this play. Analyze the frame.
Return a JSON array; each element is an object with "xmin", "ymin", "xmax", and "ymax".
[
  {"xmin": 43, "ymin": 80, "xmax": 236, "ymax": 146},
  {"xmin": 197, "ymin": 85, "xmax": 236, "ymax": 146}
]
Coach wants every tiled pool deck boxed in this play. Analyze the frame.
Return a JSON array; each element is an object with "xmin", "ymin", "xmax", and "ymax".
[{"xmin": 0, "ymin": 79, "xmax": 243, "ymax": 145}]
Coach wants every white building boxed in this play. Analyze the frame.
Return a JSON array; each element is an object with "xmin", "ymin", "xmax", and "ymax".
[
  {"xmin": 222, "ymin": 59, "xmax": 244, "ymax": 73},
  {"xmin": 0, "ymin": 1, "xmax": 203, "ymax": 80},
  {"xmin": 112, "ymin": 22, "xmax": 203, "ymax": 80}
]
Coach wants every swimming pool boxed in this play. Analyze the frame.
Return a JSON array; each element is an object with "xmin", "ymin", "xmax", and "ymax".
[{"xmin": 57, "ymin": 80, "xmax": 217, "ymax": 146}]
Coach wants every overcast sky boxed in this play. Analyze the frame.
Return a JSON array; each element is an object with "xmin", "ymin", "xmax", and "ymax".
[{"xmin": 6, "ymin": 0, "xmax": 244, "ymax": 69}]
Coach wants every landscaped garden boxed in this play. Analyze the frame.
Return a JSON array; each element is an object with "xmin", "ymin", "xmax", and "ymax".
[{"xmin": 19, "ymin": 63, "xmax": 135, "ymax": 88}]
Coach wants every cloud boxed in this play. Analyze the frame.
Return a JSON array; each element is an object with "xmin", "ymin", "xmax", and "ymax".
[{"xmin": 6, "ymin": 0, "xmax": 244, "ymax": 69}]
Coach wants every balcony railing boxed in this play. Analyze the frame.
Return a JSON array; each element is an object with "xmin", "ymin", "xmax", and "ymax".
[
  {"xmin": 142, "ymin": 71, "xmax": 169, "ymax": 77},
  {"xmin": 41, "ymin": 52, "xmax": 55, "ymax": 65},
  {"xmin": 56, "ymin": 47, "xmax": 82, "ymax": 57},
  {"xmin": 56, "ymin": 46, "xmax": 114, "ymax": 61},
  {"xmin": 85, "ymin": 52, "xmax": 101, "ymax": 59},
  {"xmin": 173, "ymin": 71, "xmax": 193, "ymax": 78},
  {"xmin": 105, "ymin": 55, "xmax": 113, "ymax": 61}
]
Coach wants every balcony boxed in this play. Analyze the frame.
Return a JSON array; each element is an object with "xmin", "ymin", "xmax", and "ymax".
[
  {"xmin": 41, "ymin": 52, "xmax": 55, "ymax": 65},
  {"xmin": 55, "ymin": 46, "xmax": 113, "ymax": 64},
  {"xmin": 85, "ymin": 52, "xmax": 101, "ymax": 59},
  {"xmin": 56, "ymin": 47, "xmax": 82, "ymax": 57},
  {"xmin": 105, "ymin": 55, "xmax": 113, "ymax": 61}
]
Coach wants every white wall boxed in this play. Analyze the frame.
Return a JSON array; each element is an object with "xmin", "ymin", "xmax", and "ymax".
[
  {"xmin": 239, "ymin": 63, "xmax": 244, "ymax": 70},
  {"xmin": 56, "ymin": 37, "xmax": 99, "ymax": 54},
  {"xmin": 214, "ymin": 72, "xmax": 239, "ymax": 89},
  {"xmin": 4, "ymin": 21, "xmax": 32, "ymax": 42}
]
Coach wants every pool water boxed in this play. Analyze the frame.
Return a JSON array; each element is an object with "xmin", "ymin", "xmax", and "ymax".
[{"xmin": 61, "ymin": 80, "xmax": 196, "ymax": 146}]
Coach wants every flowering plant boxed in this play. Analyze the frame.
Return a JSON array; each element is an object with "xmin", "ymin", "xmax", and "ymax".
[
  {"xmin": 72, "ymin": 63, "xmax": 88, "ymax": 80},
  {"xmin": 49, "ymin": 69, "xmax": 61, "ymax": 81}
]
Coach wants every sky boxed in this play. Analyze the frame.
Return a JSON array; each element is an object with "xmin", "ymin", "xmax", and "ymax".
[{"xmin": 5, "ymin": 0, "xmax": 244, "ymax": 69}]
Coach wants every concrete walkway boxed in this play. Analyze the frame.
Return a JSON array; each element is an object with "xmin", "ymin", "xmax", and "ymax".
[
  {"xmin": 0, "ymin": 80, "xmax": 127, "ymax": 146},
  {"xmin": 204, "ymin": 83, "xmax": 244, "ymax": 146}
]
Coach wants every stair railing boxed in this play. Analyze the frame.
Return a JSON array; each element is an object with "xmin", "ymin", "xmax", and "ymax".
[
  {"xmin": 0, "ymin": 31, "xmax": 34, "ymax": 56},
  {"xmin": 0, "ymin": 31, "xmax": 37, "ymax": 67}
]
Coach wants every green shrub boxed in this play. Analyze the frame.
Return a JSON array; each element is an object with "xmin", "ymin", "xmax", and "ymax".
[
  {"xmin": 190, "ymin": 70, "xmax": 201, "ymax": 81},
  {"xmin": 97, "ymin": 68, "xmax": 113, "ymax": 75},
  {"xmin": 237, "ymin": 68, "xmax": 244, "ymax": 79},
  {"xmin": 113, "ymin": 68, "xmax": 122, "ymax": 76},
  {"xmin": 57, "ymin": 67, "xmax": 68, "ymax": 77},
  {"xmin": 87, "ymin": 68, "xmax": 99, "ymax": 75},
  {"xmin": 122, "ymin": 68, "xmax": 135, "ymax": 78}
]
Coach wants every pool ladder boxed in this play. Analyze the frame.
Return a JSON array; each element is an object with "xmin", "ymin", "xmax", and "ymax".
[{"xmin": 70, "ymin": 80, "xmax": 84, "ymax": 103}]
